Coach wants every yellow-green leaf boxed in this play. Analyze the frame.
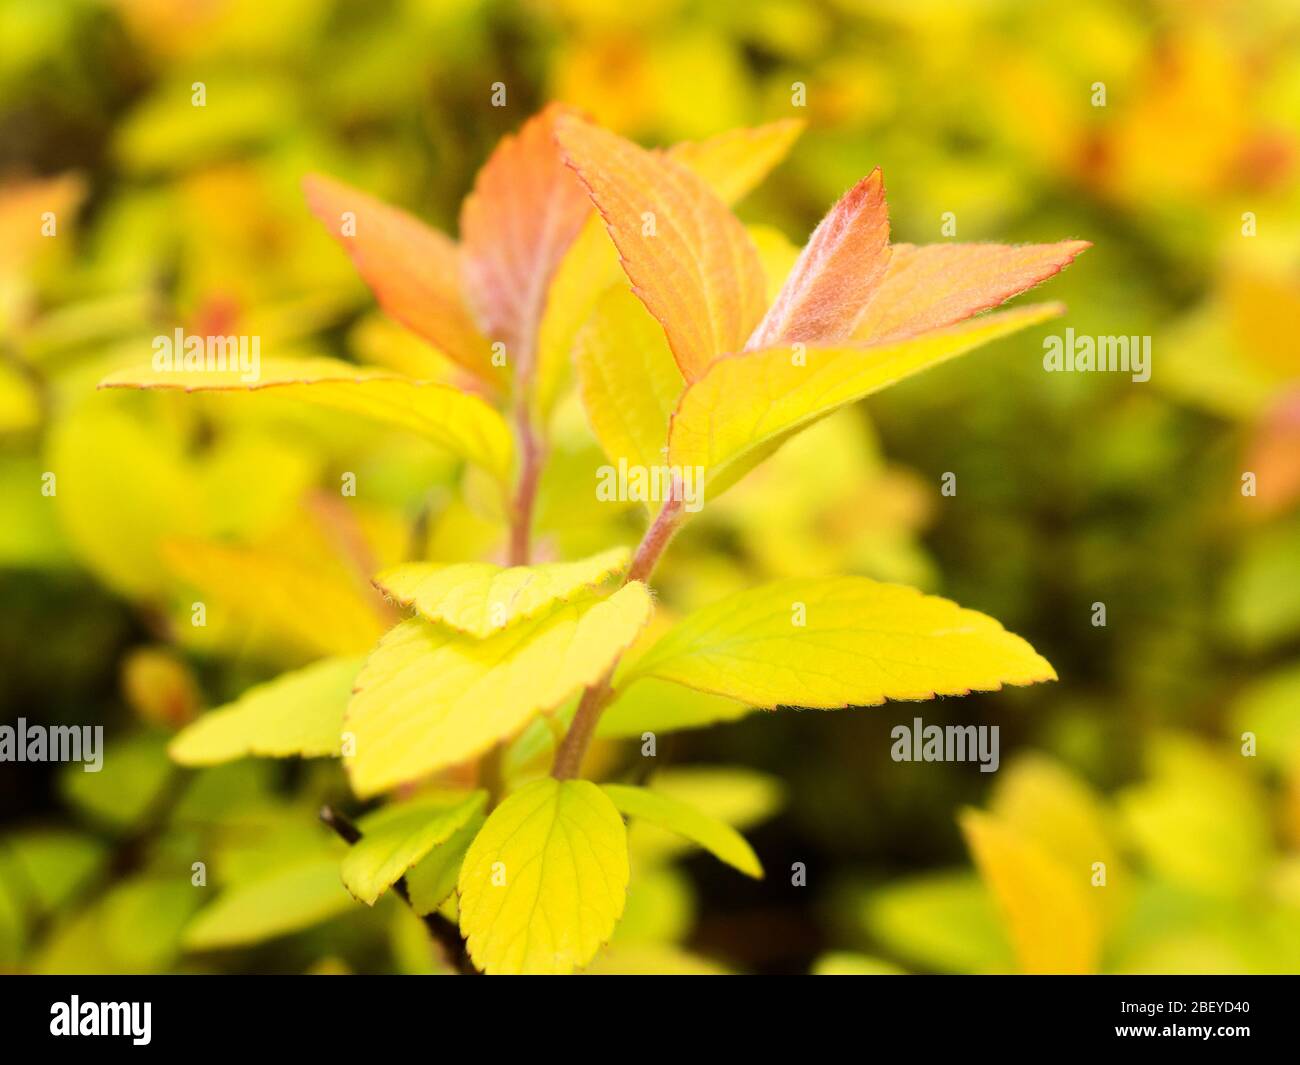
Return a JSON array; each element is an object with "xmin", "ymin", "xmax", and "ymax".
[
  {"xmin": 863, "ymin": 872, "xmax": 1014, "ymax": 975},
  {"xmin": 405, "ymin": 812, "xmax": 486, "ymax": 915},
  {"xmin": 341, "ymin": 791, "xmax": 487, "ymax": 906},
  {"xmin": 99, "ymin": 357, "xmax": 514, "ymax": 487},
  {"xmin": 665, "ymin": 119, "xmax": 804, "ymax": 206},
  {"xmin": 626, "ymin": 577, "xmax": 1055, "ymax": 708},
  {"xmin": 458, "ymin": 778, "xmax": 629, "ymax": 975},
  {"xmin": 602, "ymin": 783, "xmax": 762, "ymax": 878},
  {"xmin": 346, "ymin": 583, "xmax": 653, "ymax": 797},
  {"xmin": 669, "ymin": 304, "xmax": 1063, "ymax": 490},
  {"xmin": 161, "ymin": 538, "xmax": 386, "ymax": 658},
  {"xmin": 182, "ymin": 856, "xmax": 354, "ymax": 950},
  {"xmin": 169, "ymin": 657, "xmax": 363, "ymax": 766},
  {"xmin": 959, "ymin": 809, "xmax": 1100, "ymax": 975},
  {"xmin": 575, "ymin": 287, "xmax": 685, "ymax": 474},
  {"xmin": 597, "ymin": 677, "xmax": 751, "ymax": 738},
  {"xmin": 374, "ymin": 546, "xmax": 628, "ymax": 637},
  {"xmin": 990, "ymin": 755, "xmax": 1128, "ymax": 926}
]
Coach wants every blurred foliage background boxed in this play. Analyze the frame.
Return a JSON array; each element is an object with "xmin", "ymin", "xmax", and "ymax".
[{"xmin": 3, "ymin": 0, "xmax": 1300, "ymax": 974}]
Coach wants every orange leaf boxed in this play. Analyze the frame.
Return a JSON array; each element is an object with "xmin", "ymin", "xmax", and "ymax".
[
  {"xmin": 303, "ymin": 173, "xmax": 499, "ymax": 387},
  {"xmin": 459, "ymin": 104, "xmax": 592, "ymax": 375},
  {"xmin": 747, "ymin": 169, "xmax": 891, "ymax": 349},
  {"xmin": 556, "ymin": 114, "xmax": 767, "ymax": 383},
  {"xmin": 853, "ymin": 240, "xmax": 1091, "ymax": 344}
]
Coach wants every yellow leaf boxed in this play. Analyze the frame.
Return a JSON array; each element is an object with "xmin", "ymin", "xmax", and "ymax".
[
  {"xmin": 458, "ymin": 778, "xmax": 629, "ymax": 975},
  {"xmin": 748, "ymin": 223, "xmax": 802, "ymax": 304},
  {"xmin": 664, "ymin": 118, "xmax": 804, "ymax": 205},
  {"xmin": 345, "ymin": 583, "xmax": 653, "ymax": 797},
  {"xmin": 602, "ymin": 783, "xmax": 762, "ymax": 878},
  {"xmin": 182, "ymin": 855, "xmax": 354, "ymax": 951},
  {"xmin": 48, "ymin": 403, "xmax": 207, "ymax": 598},
  {"xmin": 405, "ymin": 813, "xmax": 485, "ymax": 916},
  {"xmin": 575, "ymin": 287, "xmax": 683, "ymax": 474},
  {"xmin": 374, "ymin": 546, "xmax": 629, "ymax": 637},
  {"xmin": 169, "ymin": 656, "xmax": 363, "ymax": 766},
  {"xmin": 626, "ymin": 577, "xmax": 1055, "ymax": 708},
  {"xmin": 959, "ymin": 810, "xmax": 1100, "ymax": 974},
  {"xmin": 669, "ymin": 304, "xmax": 1064, "ymax": 491},
  {"xmin": 99, "ymin": 357, "xmax": 514, "ymax": 488},
  {"xmin": 597, "ymin": 677, "xmax": 751, "ymax": 738},
  {"xmin": 341, "ymin": 791, "xmax": 487, "ymax": 906},
  {"xmin": 625, "ymin": 766, "xmax": 783, "ymax": 868},
  {"xmin": 990, "ymin": 755, "xmax": 1128, "ymax": 926},
  {"xmin": 555, "ymin": 114, "xmax": 767, "ymax": 382},
  {"xmin": 864, "ymin": 872, "xmax": 1014, "ymax": 974},
  {"xmin": 162, "ymin": 538, "xmax": 386, "ymax": 658}
]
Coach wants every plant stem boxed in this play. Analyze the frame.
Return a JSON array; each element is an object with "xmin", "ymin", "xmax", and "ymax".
[
  {"xmin": 552, "ymin": 495, "xmax": 685, "ymax": 779},
  {"xmin": 507, "ymin": 396, "xmax": 543, "ymax": 566}
]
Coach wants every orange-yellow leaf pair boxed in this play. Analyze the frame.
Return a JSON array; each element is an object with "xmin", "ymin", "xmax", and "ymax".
[
  {"xmin": 556, "ymin": 113, "xmax": 1089, "ymax": 485},
  {"xmin": 304, "ymin": 103, "xmax": 590, "ymax": 392}
]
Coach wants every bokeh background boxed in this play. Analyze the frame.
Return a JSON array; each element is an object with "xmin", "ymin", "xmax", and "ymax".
[{"xmin": 3, "ymin": 0, "xmax": 1300, "ymax": 974}]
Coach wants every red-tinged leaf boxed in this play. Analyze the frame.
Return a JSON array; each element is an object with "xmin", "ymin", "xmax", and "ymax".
[
  {"xmin": 853, "ymin": 240, "xmax": 1091, "ymax": 344},
  {"xmin": 303, "ymin": 173, "xmax": 500, "ymax": 387},
  {"xmin": 555, "ymin": 114, "xmax": 767, "ymax": 383},
  {"xmin": 746, "ymin": 169, "xmax": 891, "ymax": 349},
  {"xmin": 459, "ymin": 104, "xmax": 592, "ymax": 375}
]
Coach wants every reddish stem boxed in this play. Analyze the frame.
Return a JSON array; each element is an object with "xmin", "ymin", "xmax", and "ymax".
[
  {"xmin": 552, "ymin": 495, "xmax": 685, "ymax": 779},
  {"xmin": 508, "ymin": 397, "xmax": 544, "ymax": 566}
]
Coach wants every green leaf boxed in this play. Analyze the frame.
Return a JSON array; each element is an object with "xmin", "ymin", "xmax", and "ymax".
[
  {"xmin": 182, "ymin": 856, "xmax": 354, "ymax": 950},
  {"xmin": 597, "ymin": 677, "xmax": 751, "ymax": 738},
  {"xmin": 374, "ymin": 547, "xmax": 629, "ymax": 637},
  {"xmin": 346, "ymin": 583, "xmax": 652, "ymax": 797},
  {"xmin": 668, "ymin": 304, "xmax": 1063, "ymax": 490},
  {"xmin": 625, "ymin": 577, "xmax": 1055, "ymax": 708},
  {"xmin": 35, "ymin": 877, "xmax": 202, "ymax": 975},
  {"xmin": 458, "ymin": 778, "xmax": 629, "ymax": 975},
  {"xmin": 59, "ymin": 733, "xmax": 173, "ymax": 831},
  {"xmin": 1231, "ymin": 664, "xmax": 1300, "ymax": 769},
  {"xmin": 625, "ymin": 767, "xmax": 783, "ymax": 867},
  {"xmin": 602, "ymin": 783, "xmax": 762, "ymax": 878},
  {"xmin": 169, "ymin": 656, "xmax": 363, "ymax": 766},
  {"xmin": 405, "ymin": 812, "xmax": 486, "ymax": 916},
  {"xmin": 341, "ymin": 791, "xmax": 487, "ymax": 906},
  {"xmin": 863, "ymin": 872, "xmax": 1014, "ymax": 975},
  {"xmin": 99, "ymin": 357, "xmax": 515, "ymax": 488},
  {"xmin": 0, "ymin": 830, "xmax": 107, "ymax": 919}
]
